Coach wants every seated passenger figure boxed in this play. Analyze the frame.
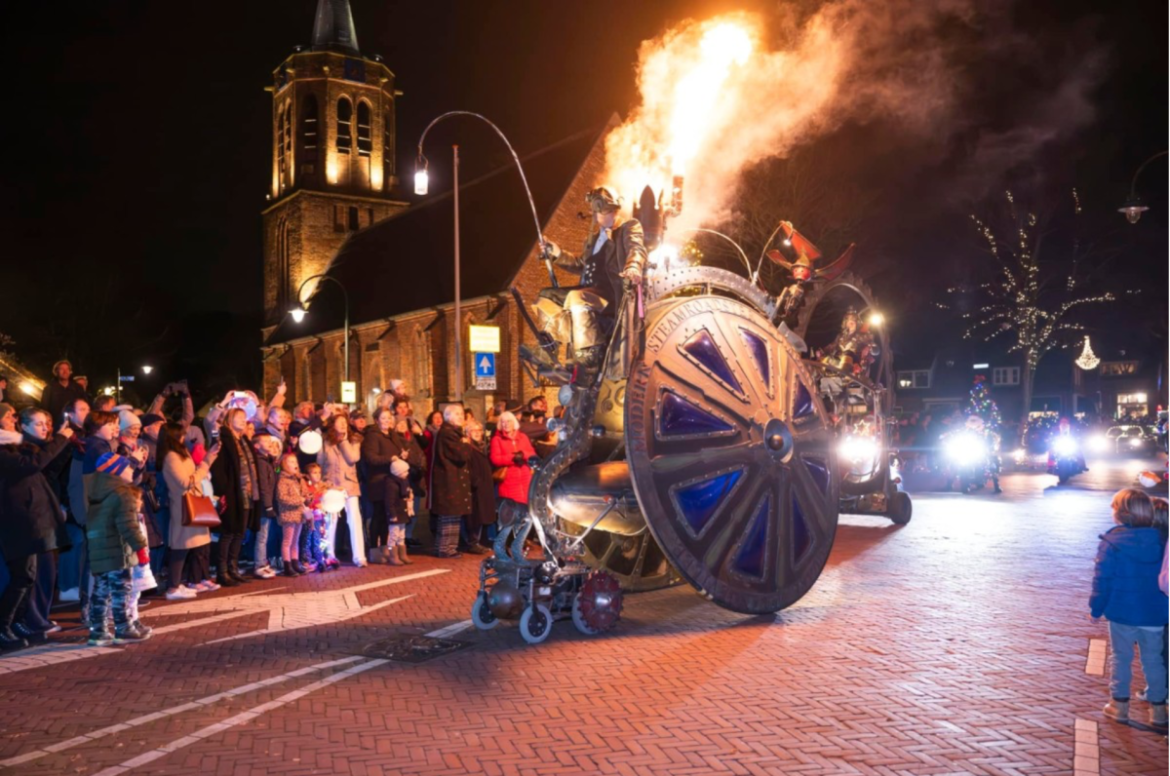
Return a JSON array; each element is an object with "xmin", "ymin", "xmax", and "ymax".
[{"xmin": 521, "ymin": 186, "xmax": 647, "ymax": 380}]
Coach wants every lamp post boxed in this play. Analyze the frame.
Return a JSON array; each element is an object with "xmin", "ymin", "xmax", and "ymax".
[
  {"xmin": 291, "ymin": 274, "xmax": 351, "ymax": 382},
  {"xmin": 1119, "ymin": 150, "xmax": 1168, "ymax": 224},
  {"xmin": 414, "ymin": 111, "xmax": 550, "ymax": 401}
]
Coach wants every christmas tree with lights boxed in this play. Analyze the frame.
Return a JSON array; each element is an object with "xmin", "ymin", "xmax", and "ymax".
[{"xmin": 967, "ymin": 375, "xmax": 1002, "ymax": 431}]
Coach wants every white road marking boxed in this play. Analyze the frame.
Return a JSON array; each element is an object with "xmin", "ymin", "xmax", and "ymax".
[
  {"xmin": 427, "ymin": 619, "xmax": 473, "ymax": 639},
  {"xmin": 203, "ymin": 594, "xmax": 413, "ymax": 644},
  {"xmin": 0, "ymin": 568, "xmax": 450, "ymax": 676},
  {"xmin": 1085, "ymin": 638, "xmax": 1106, "ymax": 676},
  {"xmin": 1073, "ymin": 717, "xmax": 1099, "ymax": 775},
  {"xmin": 0, "ymin": 655, "xmax": 366, "ymax": 769},
  {"xmin": 88, "ymin": 657, "xmax": 389, "ymax": 776}
]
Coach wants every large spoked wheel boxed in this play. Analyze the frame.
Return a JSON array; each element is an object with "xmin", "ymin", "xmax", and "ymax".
[
  {"xmin": 471, "ymin": 592, "xmax": 498, "ymax": 630},
  {"xmin": 519, "ymin": 604, "xmax": 554, "ymax": 645},
  {"xmin": 626, "ymin": 296, "xmax": 839, "ymax": 614}
]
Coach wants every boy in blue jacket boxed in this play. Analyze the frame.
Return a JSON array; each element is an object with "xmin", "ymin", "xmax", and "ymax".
[{"xmin": 1090, "ymin": 489, "xmax": 1168, "ymax": 727}]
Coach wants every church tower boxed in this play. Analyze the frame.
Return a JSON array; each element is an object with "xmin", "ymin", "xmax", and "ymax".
[{"xmin": 261, "ymin": 0, "xmax": 407, "ymax": 332}]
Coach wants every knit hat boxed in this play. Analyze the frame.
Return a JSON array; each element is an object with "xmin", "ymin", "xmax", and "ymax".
[
  {"xmin": 140, "ymin": 413, "xmax": 165, "ymax": 427},
  {"xmin": 95, "ymin": 452, "xmax": 132, "ymax": 477},
  {"xmin": 390, "ymin": 459, "xmax": 410, "ymax": 479},
  {"xmin": 119, "ymin": 410, "xmax": 142, "ymax": 433},
  {"xmin": 390, "ymin": 379, "xmax": 405, "ymax": 393}
]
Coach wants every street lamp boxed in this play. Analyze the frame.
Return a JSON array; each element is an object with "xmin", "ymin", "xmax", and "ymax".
[
  {"xmin": 1119, "ymin": 150, "xmax": 1167, "ymax": 224},
  {"xmin": 291, "ymin": 274, "xmax": 351, "ymax": 382},
  {"xmin": 141, "ymin": 365, "xmax": 153, "ymax": 375},
  {"xmin": 415, "ymin": 111, "xmax": 550, "ymax": 401}
]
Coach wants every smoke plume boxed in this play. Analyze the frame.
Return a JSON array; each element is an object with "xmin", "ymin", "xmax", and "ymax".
[{"xmin": 603, "ymin": 0, "xmax": 1106, "ymax": 234}]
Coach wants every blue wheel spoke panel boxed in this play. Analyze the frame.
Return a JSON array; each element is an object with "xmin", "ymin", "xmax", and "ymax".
[
  {"xmin": 658, "ymin": 390, "xmax": 735, "ymax": 439},
  {"xmin": 672, "ymin": 469, "xmax": 744, "ymax": 538},
  {"xmin": 681, "ymin": 329, "xmax": 742, "ymax": 394},
  {"xmin": 738, "ymin": 328, "xmax": 771, "ymax": 392}
]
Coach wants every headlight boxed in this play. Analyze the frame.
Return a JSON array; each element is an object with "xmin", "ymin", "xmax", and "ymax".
[
  {"xmin": 945, "ymin": 434, "xmax": 986, "ymax": 465},
  {"xmin": 1011, "ymin": 448, "xmax": 1026, "ymax": 463},
  {"xmin": 838, "ymin": 436, "xmax": 878, "ymax": 463},
  {"xmin": 1053, "ymin": 436, "xmax": 1079, "ymax": 456},
  {"xmin": 1129, "ymin": 437, "xmax": 1143, "ymax": 448},
  {"xmin": 1087, "ymin": 435, "xmax": 1109, "ymax": 452}
]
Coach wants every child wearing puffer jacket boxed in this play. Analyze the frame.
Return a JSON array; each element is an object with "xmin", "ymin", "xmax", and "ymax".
[{"xmin": 1090, "ymin": 488, "xmax": 1168, "ymax": 728}]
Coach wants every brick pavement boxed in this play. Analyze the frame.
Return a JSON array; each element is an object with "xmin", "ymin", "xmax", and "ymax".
[{"xmin": 0, "ymin": 464, "xmax": 1166, "ymax": 775}]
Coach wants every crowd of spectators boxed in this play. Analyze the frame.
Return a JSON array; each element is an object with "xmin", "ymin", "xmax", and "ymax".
[{"xmin": 0, "ymin": 360, "xmax": 553, "ymax": 651}]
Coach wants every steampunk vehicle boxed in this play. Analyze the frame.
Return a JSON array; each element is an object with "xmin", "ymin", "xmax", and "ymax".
[{"xmin": 473, "ymin": 209, "xmax": 909, "ymax": 644}]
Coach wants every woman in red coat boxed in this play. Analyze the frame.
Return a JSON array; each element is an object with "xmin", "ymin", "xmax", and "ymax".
[{"xmin": 489, "ymin": 412, "xmax": 536, "ymax": 505}]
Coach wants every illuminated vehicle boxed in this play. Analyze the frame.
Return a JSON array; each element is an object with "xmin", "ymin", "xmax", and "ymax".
[
  {"xmin": 1049, "ymin": 435, "xmax": 1085, "ymax": 484},
  {"xmin": 1088, "ymin": 425, "xmax": 1158, "ymax": 455},
  {"xmin": 475, "ymin": 241, "xmax": 910, "ymax": 642},
  {"xmin": 942, "ymin": 431, "xmax": 992, "ymax": 494}
]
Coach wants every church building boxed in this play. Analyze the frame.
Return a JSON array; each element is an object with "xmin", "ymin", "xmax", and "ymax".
[{"xmin": 260, "ymin": 0, "xmax": 611, "ymax": 419}]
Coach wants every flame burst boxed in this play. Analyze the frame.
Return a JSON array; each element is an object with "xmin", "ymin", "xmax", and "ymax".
[{"xmin": 604, "ymin": 11, "xmax": 849, "ymax": 233}]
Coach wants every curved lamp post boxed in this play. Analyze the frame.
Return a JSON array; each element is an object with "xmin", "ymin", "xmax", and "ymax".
[
  {"xmin": 291, "ymin": 274, "xmax": 351, "ymax": 382},
  {"xmin": 414, "ymin": 111, "xmax": 548, "ymax": 401},
  {"xmin": 1119, "ymin": 150, "xmax": 1168, "ymax": 224}
]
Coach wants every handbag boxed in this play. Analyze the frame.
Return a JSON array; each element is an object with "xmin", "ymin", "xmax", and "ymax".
[
  {"xmin": 182, "ymin": 490, "xmax": 221, "ymax": 528},
  {"xmin": 492, "ymin": 436, "xmax": 516, "ymax": 484}
]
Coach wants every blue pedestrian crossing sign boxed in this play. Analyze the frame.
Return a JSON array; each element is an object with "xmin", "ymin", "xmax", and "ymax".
[{"xmin": 474, "ymin": 352, "xmax": 496, "ymax": 390}]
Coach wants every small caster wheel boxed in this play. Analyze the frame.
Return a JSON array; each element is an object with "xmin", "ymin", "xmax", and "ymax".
[
  {"xmin": 471, "ymin": 592, "xmax": 498, "ymax": 630},
  {"xmin": 519, "ymin": 604, "xmax": 553, "ymax": 645}
]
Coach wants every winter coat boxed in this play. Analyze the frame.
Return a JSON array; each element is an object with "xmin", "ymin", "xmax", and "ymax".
[
  {"xmin": 1089, "ymin": 525, "xmax": 1169, "ymax": 626},
  {"xmin": 161, "ymin": 451, "xmax": 212, "ymax": 551},
  {"xmin": 275, "ymin": 471, "xmax": 308, "ymax": 526},
  {"xmin": 318, "ymin": 437, "xmax": 361, "ymax": 497},
  {"xmin": 392, "ymin": 430, "xmax": 427, "ymax": 496},
  {"xmin": 430, "ymin": 422, "xmax": 471, "ymax": 516},
  {"xmin": 0, "ymin": 433, "xmax": 72, "ymax": 561},
  {"xmin": 383, "ymin": 475, "xmax": 411, "ymax": 524},
  {"xmin": 467, "ymin": 442, "xmax": 497, "ymax": 530},
  {"xmin": 255, "ymin": 450, "xmax": 279, "ymax": 519},
  {"xmin": 360, "ymin": 428, "xmax": 406, "ymax": 497},
  {"xmin": 41, "ymin": 380, "xmax": 89, "ymax": 426},
  {"xmin": 86, "ymin": 471, "xmax": 148, "ymax": 575},
  {"xmin": 490, "ymin": 431, "xmax": 536, "ymax": 504},
  {"xmin": 210, "ymin": 430, "xmax": 259, "ymax": 534},
  {"xmin": 555, "ymin": 218, "xmax": 648, "ymax": 309}
]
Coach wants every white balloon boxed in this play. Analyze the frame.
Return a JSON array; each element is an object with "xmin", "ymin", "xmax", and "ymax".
[{"xmin": 298, "ymin": 429, "xmax": 323, "ymax": 455}]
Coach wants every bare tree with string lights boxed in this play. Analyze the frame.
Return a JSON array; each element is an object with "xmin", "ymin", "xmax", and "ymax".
[{"xmin": 941, "ymin": 189, "xmax": 1116, "ymax": 443}]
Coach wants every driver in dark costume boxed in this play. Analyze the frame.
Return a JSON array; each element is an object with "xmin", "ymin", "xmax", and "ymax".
[{"xmin": 520, "ymin": 186, "xmax": 647, "ymax": 379}]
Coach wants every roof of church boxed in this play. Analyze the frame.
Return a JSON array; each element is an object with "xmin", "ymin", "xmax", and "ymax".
[
  {"xmin": 265, "ymin": 124, "xmax": 605, "ymax": 345},
  {"xmin": 311, "ymin": 0, "xmax": 361, "ymax": 56}
]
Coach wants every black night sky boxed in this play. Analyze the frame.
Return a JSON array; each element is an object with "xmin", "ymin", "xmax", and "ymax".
[{"xmin": 1, "ymin": 0, "xmax": 1165, "ymax": 400}]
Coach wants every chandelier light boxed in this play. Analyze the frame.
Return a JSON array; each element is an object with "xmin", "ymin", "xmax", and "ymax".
[{"xmin": 1075, "ymin": 336, "xmax": 1100, "ymax": 371}]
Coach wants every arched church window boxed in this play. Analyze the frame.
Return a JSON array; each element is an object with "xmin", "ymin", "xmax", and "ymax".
[
  {"xmin": 356, "ymin": 102, "xmax": 372, "ymax": 157},
  {"xmin": 276, "ymin": 105, "xmax": 289, "ymax": 190},
  {"xmin": 336, "ymin": 98, "xmax": 352, "ymax": 154},
  {"xmin": 300, "ymin": 95, "xmax": 319, "ymax": 160}
]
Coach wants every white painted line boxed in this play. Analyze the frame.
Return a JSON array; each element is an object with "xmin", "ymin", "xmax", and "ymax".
[
  {"xmin": 0, "ymin": 655, "xmax": 366, "ymax": 769},
  {"xmin": 426, "ymin": 619, "xmax": 473, "ymax": 639},
  {"xmin": 234, "ymin": 585, "xmax": 288, "ymax": 597},
  {"xmin": 1073, "ymin": 717, "xmax": 1099, "ymax": 775},
  {"xmin": 88, "ymin": 657, "xmax": 388, "ymax": 776},
  {"xmin": 340, "ymin": 567, "xmax": 451, "ymax": 593},
  {"xmin": 1085, "ymin": 638, "xmax": 1106, "ymax": 676},
  {"xmin": 202, "ymin": 594, "xmax": 414, "ymax": 645}
]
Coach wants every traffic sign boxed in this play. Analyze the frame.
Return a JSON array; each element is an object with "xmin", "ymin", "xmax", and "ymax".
[
  {"xmin": 118, "ymin": 375, "xmax": 135, "ymax": 382},
  {"xmin": 469, "ymin": 325, "xmax": 501, "ymax": 353},
  {"xmin": 474, "ymin": 352, "xmax": 496, "ymax": 391},
  {"xmin": 340, "ymin": 381, "xmax": 357, "ymax": 403}
]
